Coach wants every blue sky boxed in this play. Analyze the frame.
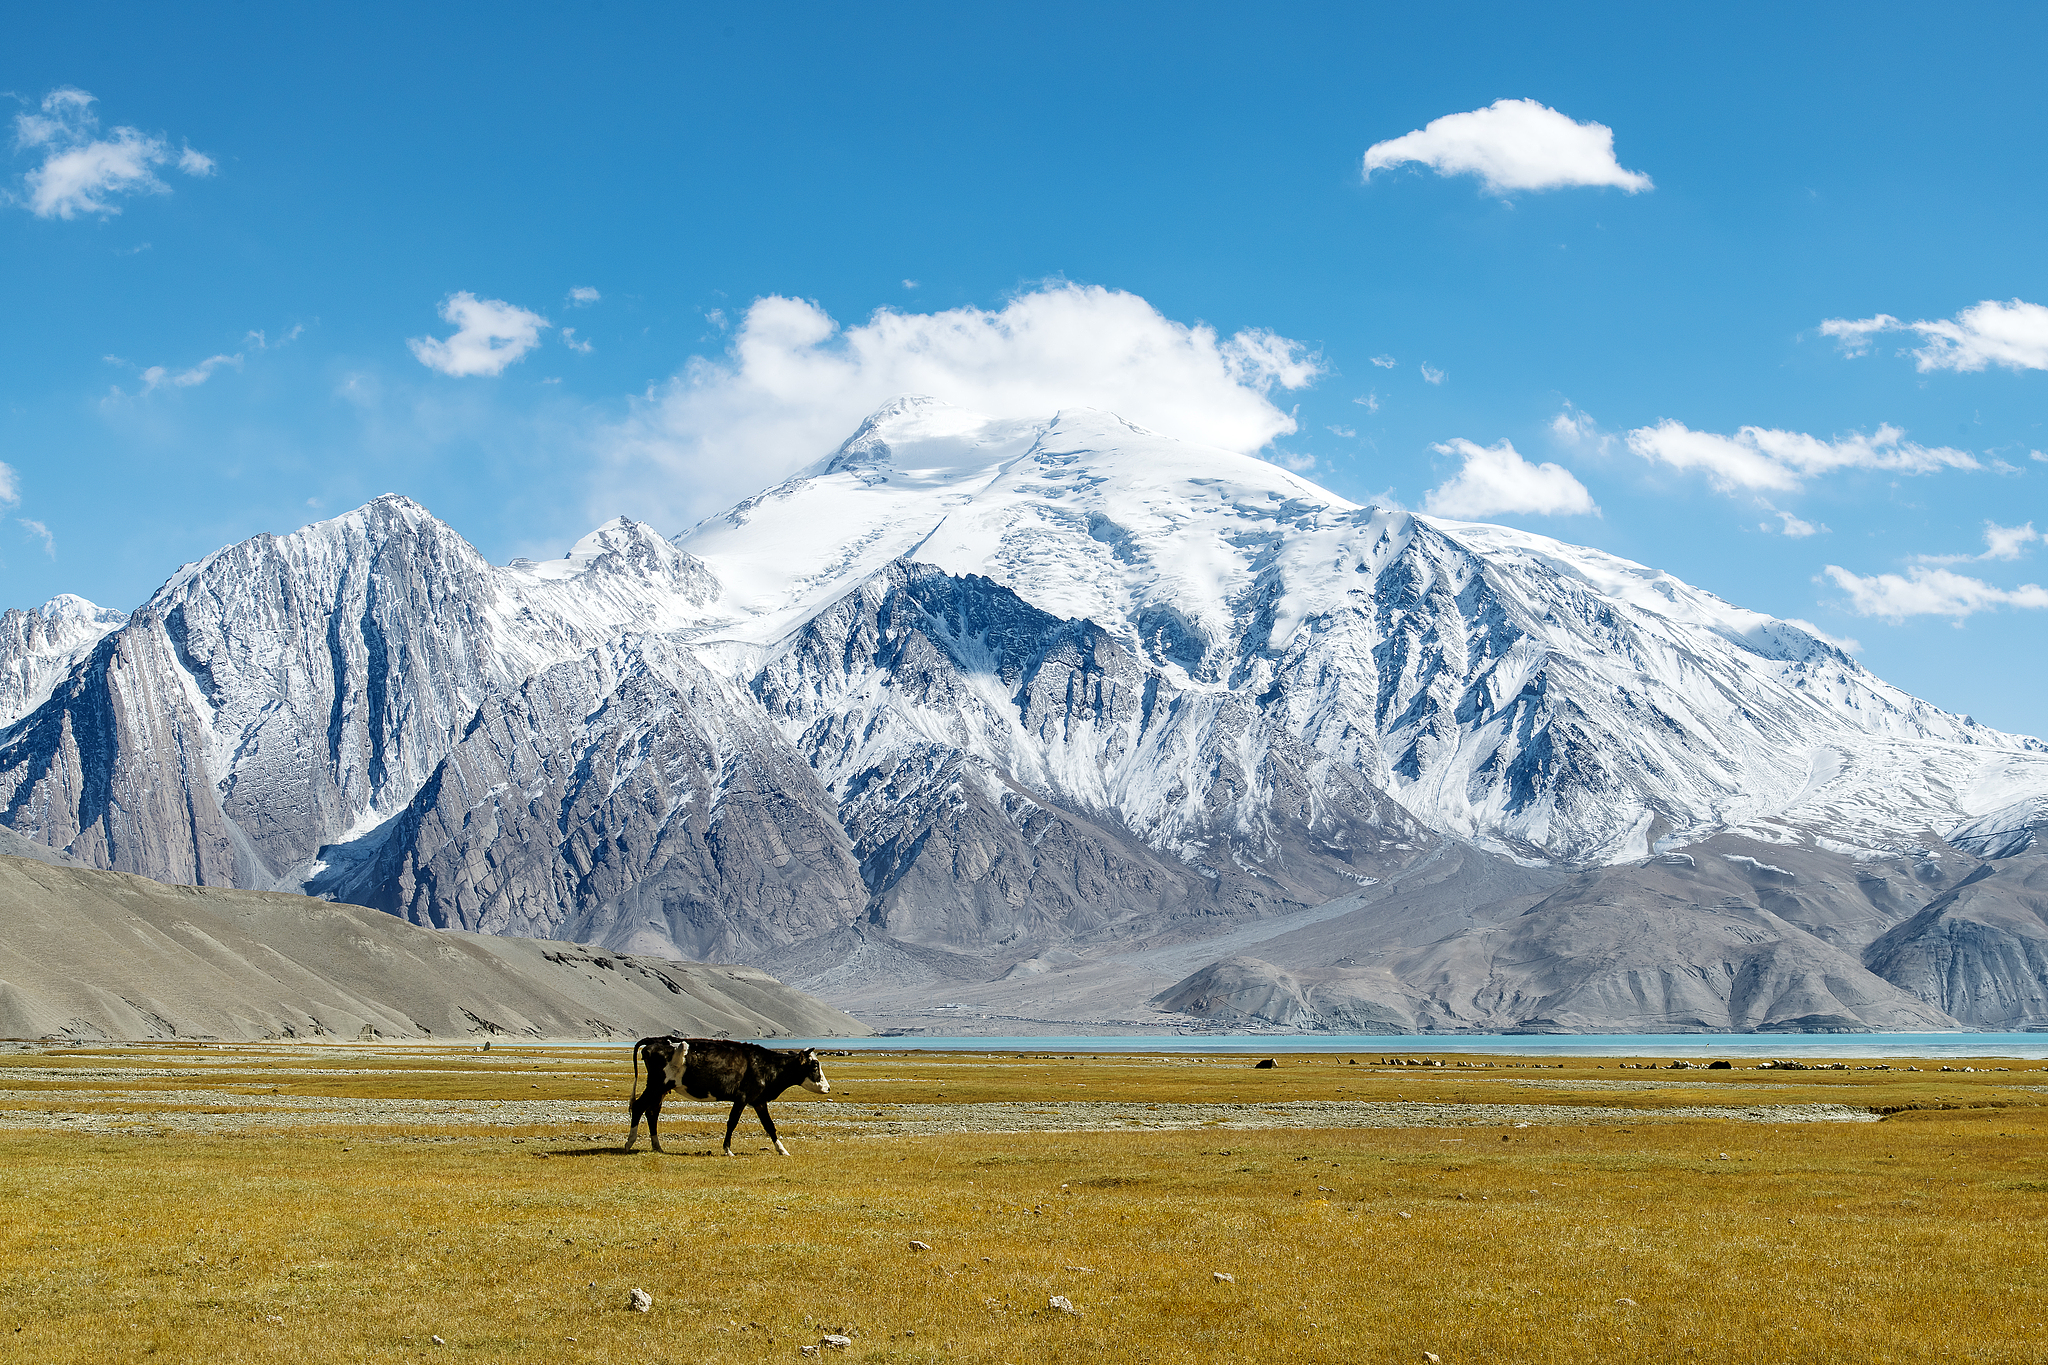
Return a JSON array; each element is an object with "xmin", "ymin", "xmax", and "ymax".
[{"xmin": 3, "ymin": 2, "xmax": 2044, "ymax": 734}]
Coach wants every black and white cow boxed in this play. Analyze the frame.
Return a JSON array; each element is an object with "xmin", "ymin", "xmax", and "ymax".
[{"xmin": 624, "ymin": 1036, "xmax": 830, "ymax": 1156}]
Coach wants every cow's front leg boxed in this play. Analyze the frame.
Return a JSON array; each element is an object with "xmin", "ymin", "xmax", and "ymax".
[
  {"xmin": 755, "ymin": 1102, "xmax": 789, "ymax": 1156},
  {"xmin": 645, "ymin": 1085, "xmax": 668, "ymax": 1154},
  {"xmin": 722, "ymin": 1098, "xmax": 747, "ymax": 1156}
]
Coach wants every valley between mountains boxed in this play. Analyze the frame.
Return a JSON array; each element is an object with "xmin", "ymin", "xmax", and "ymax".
[{"xmin": 3, "ymin": 397, "xmax": 2045, "ymax": 1036}]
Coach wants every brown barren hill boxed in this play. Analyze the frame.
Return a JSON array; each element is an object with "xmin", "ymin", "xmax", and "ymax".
[{"xmin": 0, "ymin": 851, "xmax": 867, "ymax": 1042}]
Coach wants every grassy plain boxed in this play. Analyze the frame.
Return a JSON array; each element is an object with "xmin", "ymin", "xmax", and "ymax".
[{"xmin": 2, "ymin": 1044, "xmax": 2046, "ymax": 1363}]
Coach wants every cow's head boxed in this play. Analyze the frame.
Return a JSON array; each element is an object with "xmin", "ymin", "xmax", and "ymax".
[{"xmin": 798, "ymin": 1048, "xmax": 830, "ymax": 1094}]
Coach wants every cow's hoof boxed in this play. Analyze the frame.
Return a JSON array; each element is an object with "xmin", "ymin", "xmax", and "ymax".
[{"xmin": 774, "ymin": 1143, "xmax": 791, "ymax": 1156}]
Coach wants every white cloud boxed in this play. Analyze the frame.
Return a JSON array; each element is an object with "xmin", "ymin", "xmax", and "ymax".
[
  {"xmin": 1919, "ymin": 520, "xmax": 2040, "ymax": 565},
  {"xmin": 18, "ymin": 518, "xmax": 52, "ymax": 557},
  {"xmin": 1625, "ymin": 420, "xmax": 1979, "ymax": 493},
  {"xmin": 561, "ymin": 327, "xmax": 593, "ymax": 354},
  {"xmin": 568, "ymin": 286, "xmax": 600, "ymax": 306},
  {"xmin": 1419, "ymin": 362, "xmax": 1446, "ymax": 385},
  {"xmin": 408, "ymin": 293, "xmax": 550, "ymax": 377},
  {"xmin": 1422, "ymin": 437, "xmax": 1599, "ymax": 519},
  {"xmin": 11, "ymin": 87, "xmax": 213, "ymax": 219},
  {"xmin": 1980, "ymin": 521, "xmax": 2039, "ymax": 561},
  {"xmin": 1822, "ymin": 298, "xmax": 2048, "ymax": 373},
  {"xmin": 1354, "ymin": 392, "xmax": 1381, "ymax": 413},
  {"xmin": 0, "ymin": 462, "xmax": 19, "ymax": 505},
  {"xmin": 1370, "ymin": 355, "xmax": 1397, "ymax": 369},
  {"xmin": 1763, "ymin": 510, "xmax": 1826, "ymax": 537},
  {"xmin": 1363, "ymin": 98, "xmax": 1653, "ymax": 195},
  {"xmin": 1327, "ymin": 424, "xmax": 1356, "ymax": 438},
  {"xmin": 902, "ymin": 279, "xmax": 919, "ymax": 290},
  {"xmin": 1824, "ymin": 564, "xmax": 2048, "ymax": 620},
  {"xmin": 601, "ymin": 282, "xmax": 1324, "ymax": 527}
]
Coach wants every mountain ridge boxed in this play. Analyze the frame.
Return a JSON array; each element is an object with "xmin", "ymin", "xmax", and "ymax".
[{"xmin": 4, "ymin": 397, "xmax": 2046, "ymax": 1032}]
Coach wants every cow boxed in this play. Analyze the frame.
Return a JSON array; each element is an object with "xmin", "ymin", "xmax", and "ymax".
[{"xmin": 624, "ymin": 1036, "xmax": 830, "ymax": 1156}]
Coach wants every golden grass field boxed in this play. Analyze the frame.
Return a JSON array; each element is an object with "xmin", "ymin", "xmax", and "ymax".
[{"xmin": 3, "ymin": 1043, "xmax": 2046, "ymax": 1363}]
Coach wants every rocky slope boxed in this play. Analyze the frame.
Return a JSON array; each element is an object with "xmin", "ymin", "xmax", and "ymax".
[
  {"xmin": 3, "ymin": 397, "xmax": 2046, "ymax": 1033},
  {"xmin": 0, "ymin": 853, "xmax": 864, "ymax": 1042}
]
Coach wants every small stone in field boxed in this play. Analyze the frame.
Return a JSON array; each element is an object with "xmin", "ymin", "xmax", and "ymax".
[
  {"xmin": 1398, "ymin": 1211, "xmax": 1411, "ymax": 1219},
  {"xmin": 1616, "ymin": 1298, "xmax": 1637, "ymax": 1307},
  {"xmin": 1214, "ymin": 1272, "xmax": 1235, "ymax": 1283},
  {"xmin": 431, "ymin": 1336, "xmax": 446, "ymax": 1346},
  {"xmin": 801, "ymin": 1347, "xmax": 820, "ymax": 1358},
  {"xmin": 1718, "ymin": 1152, "xmax": 1729, "ymax": 1160},
  {"xmin": 1424, "ymin": 1353, "xmax": 1441, "ymax": 1362},
  {"xmin": 1049, "ymin": 1295, "xmax": 1079, "ymax": 1315},
  {"xmin": 909, "ymin": 1240, "xmax": 931, "ymax": 1251},
  {"xmin": 629, "ymin": 1288, "xmax": 652, "ymax": 1313},
  {"xmin": 821, "ymin": 1333, "xmax": 853, "ymax": 1349}
]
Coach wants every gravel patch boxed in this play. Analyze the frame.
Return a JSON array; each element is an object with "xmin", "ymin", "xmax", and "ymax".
[{"xmin": 0, "ymin": 1092, "xmax": 1878, "ymax": 1138}]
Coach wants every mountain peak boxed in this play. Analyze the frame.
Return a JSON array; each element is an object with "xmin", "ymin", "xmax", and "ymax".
[{"xmin": 37, "ymin": 593, "xmax": 124, "ymax": 626}]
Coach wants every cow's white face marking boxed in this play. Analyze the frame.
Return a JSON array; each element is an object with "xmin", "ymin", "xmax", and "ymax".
[
  {"xmin": 803, "ymin": 1077, "xmax": 828, "ymax": 1094},
  {"xmin": 661, "ymin": 1040, "xmax": 689, "ymax": 1089}
]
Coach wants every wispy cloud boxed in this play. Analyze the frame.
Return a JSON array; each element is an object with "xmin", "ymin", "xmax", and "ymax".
[
  {"xmin": 141, "ymin": 353, "xmax": 240, "ymax": 392},
  {"xmin": 1419, "ymin": 362, "xmax": 1446, "ymax": 385},
  {"xmin": 1762, "ymin": 509, "xmax": 1826, "ymax": 537},
  {"xmin": 1369, "ymin": 355, "xmax": 1397, "ymax": 369},
  {"xmin": 1824, "ymin": 564, "xmax": 2048, "ymax": 620},
  {"xmin": 1353, "ymin": 392, "xmax": 1381, "ymax": 413},
  {"xmin": 101, "ymin": 322, "xmax": 303, "ymax": 399},
  {"xmin": 1548, "ymin": 402, "xmax": 1616, "ymax": 456},
  {"xmin": 408, "ymin": 293, "xmax": 550, "ymax": 377},
  {"xmin": 567, "ymin": 286, "xmax": 601, "ymax": 306},
  {"xmin": 561, "ymin": 327, "xmax": 592, "ymax": 354},
  {"xmin": 1626, "ymin": 420, "xmax": 1978, "ymax": 493},
  {"xmin": 10, "ymin": 87, "xmax": 214, "ymax": 219},
  {"xmin": 1821, "ymin": 298, "xmax": 2048, "ymax": 373},
  {"xmin": 0, "ymin": 462, "xmax": 20, "ymax": 506},
  {"xmin": 17, "ymin": 519, "xmax": 53, "ymax": 557},
  {"xmin": 1364, "ymin": 98, "xmax": 1652, "ymax": 195},
  {"xmin": 1423, "ymin": 437, "xmax": 1599, "ymax": 518}
]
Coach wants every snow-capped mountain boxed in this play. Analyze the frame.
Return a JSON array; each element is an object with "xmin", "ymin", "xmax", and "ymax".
[
  {"xmin": 0, "ymin": 594, "xmax": 127, "ymax": 727},
  {"xmin": 679, "ymin": 398, "xmax": 2044, "ymax": 864},
  {"xmin": 3, "ymin": 397, "xmax": 2044, "ymax": 1032}
]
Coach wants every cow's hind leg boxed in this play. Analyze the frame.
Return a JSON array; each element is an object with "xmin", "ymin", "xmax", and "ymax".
[
  {"xmin": 722, "ymin": 1098, "xmax": 747, "ymax": 1156},
  {"xmin": 755, "ymin": 1102, "xmax": 789, "ymax": 1156},
  {"xmin": 623, "ymin": 1089, "xmax": 646, "ymax": 1152}
]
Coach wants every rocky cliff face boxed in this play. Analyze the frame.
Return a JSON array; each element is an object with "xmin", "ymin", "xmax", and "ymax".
[{"xmin": 3, "ymin": 399, "xmax": 2046, "ymax": 1033}]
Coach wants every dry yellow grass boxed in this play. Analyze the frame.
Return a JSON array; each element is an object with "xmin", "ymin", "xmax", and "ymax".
[{"xmin": 3, "ymin": 1044, "xmax": 2046, "ymax": 1363}]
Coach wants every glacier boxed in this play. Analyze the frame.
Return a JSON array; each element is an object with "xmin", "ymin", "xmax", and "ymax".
[{"xmin": 3, "ymin": 396, "xmax": 2045, "ymax": 1033}]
